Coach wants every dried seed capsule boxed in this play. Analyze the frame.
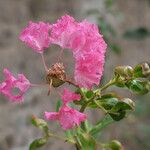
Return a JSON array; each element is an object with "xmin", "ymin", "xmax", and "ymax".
[{"xmin": 46, "ymin": 63, "xmax": 66, "ymax": 87}]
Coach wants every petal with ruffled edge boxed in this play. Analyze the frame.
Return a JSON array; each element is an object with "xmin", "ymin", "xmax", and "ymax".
[
  {"xmin": 20, "ymin": 21, "xmax": 51, "ymax": 53},
  {"xmin": 50, "ymin": 15, "xmax": 78, "ymax": 49},
  {"xmin": 62, "ymin": 88, "xmax": 81, "ymax": 105},
  {"xmin": 0, "ymin": 68, "xmax": 31, "ymax": 102},
  {"xmin": 59, "ymin": 106, "xmax": 87, "ymax": 130},
  {"xmin": 44, "ymin": 112, "xmax": 59, "ymax": 121}
]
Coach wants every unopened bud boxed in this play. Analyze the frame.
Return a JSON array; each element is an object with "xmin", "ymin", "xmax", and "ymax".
[
  {"xmin": 115, "ymin": 66, "xmax": 133, "ymax": 78},
  {"xmin": 109, "ymin": 140, "xmax": 123, "ymax": 150},
  {"xmin": 134, "ymin": 63, "xmax": 150, "ymax": 78}
]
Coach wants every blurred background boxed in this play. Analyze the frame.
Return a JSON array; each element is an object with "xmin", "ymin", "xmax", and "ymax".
[{"xmin": 0, "ymin": 0, "xmax": 150, "ymax": 150}]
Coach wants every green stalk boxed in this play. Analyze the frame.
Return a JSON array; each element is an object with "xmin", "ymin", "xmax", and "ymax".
[{"xmin": 79, "ymin": 78, "xmax": 116, "ymax": 113}]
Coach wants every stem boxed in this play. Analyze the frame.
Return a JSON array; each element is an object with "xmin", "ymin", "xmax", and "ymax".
[
  {"xmin": 57, "ymin": 48, "xmax": 64, "ymax": 62},
  {"xmin": 100, "ymin": 79, "xmax": 116, "ymax": 91},
  {"xmin": 41, "ymin": 53, "xmax": 48, "ymax": 73},
  {"xmin": 31, "ymin": 83, "xmax": 47, "ymax": 87},
  {"xmin": 94, "ymin": 100, "xmax": 108, "ymax": 113},
  {"xmin": 80, "ymin": 96, "xmax": 95, "ymax": 112},
  {"xmin": 48, "ymin": 132, "xmax": 75, "ymax": 144},
  {"xmin": 94, "ymin": 78, "xmax": 116, "ymax": 95},
  {"xmin": 65, "ymin": 79, "xmax": 79, "ymax": 88},
  {"xmin": 75, "ymin": 144, "xmax": 80, "ymax": 150},
  {"xmin": 79, "ymin": 88, "xmax": 88, "ymax": 101},
  {"xmin": 80, "ymin": 78, "xmax": 116, "ymax": 113}
]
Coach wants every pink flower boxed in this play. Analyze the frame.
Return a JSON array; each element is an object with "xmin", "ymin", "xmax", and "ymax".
[
  {"xmin": 44, "ymin": 88, "xmax": 87, "ymax": 130},
  {"xmin": 72, "ymin": 20, "xmax": 107, "ymax": 89},
  {"xmin": 62, "ymin": 88, "xmax": 81, "ymax": 104},
  {"xmin": 0, "ymin": 68, "xmax": 31, "ymax": 102},
  {"xmin": 50, "ymin": 15, "xmax": 78, "ymax": 48},
  {"xmin": 20, "ymin": 21, "xmax": 51, "ymax": 53},
  {"xmin": 74, "ymin": 52, "xmax": 105, "ymax": 89},
  {"xmin": 50, "ymin": 15, "xmax": 107, "ymax": 89},
  {"xmin": 45, "ymin": 105, "xmax": 87, "ymax": 130}
]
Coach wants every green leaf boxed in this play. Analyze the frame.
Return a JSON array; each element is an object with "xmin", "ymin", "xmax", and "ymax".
[
  {"xmin": 31, "ymin": 116, "xmax": 48, "ymax": 132},
  {"xmin": 126, "ymin": 79, "xmax": 150, "ymax": 94},
  {"xmin": 123, "ymin": 27, "xmax": 150, "ymax": 40},
  {"xmin": 86, "ymin": 90, "xmax": 94, "ymax": 99},
  {"xmin": 80, "ymin": 120, "xmax": 93, "ymax": 132},
  {"xmin": 109, "ymin": 98, "xmax": 135, "ymax": 121},
  {"xmin": 56, "ymin": 99, "xmax": 62, "ymax": 112},
  {"xmin": 76, "ymin": 132, "xmax": 97, "ymax": 150},
  {"xmin": 89, "ymin": 115, "xmax": 114, "ymax": 137},
  {"xmin": 109, "ymin": 110, "xmax": 126, "ymax": 121},
  {"xmin": 29, "ymin": 137, "xmax": 47, "ymax": 150},
  {"xmin": 88, "ymin": 93, "xmax": 119, "ymax": 109},
  {"xmin": 113, "ymin": 98, "xmax": 135, "ymax": 111}
]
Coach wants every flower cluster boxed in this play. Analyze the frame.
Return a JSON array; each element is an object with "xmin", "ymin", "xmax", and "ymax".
[
  {"xmin": 0, "ymin": 15, "xmax": 107, "ymax": 130},
  {"xmin": 45, "ymin": 88, "xmax": 87, "ymax": 130},
  {"xmin": 20, "ymin": 15, "xmax": 107, "ymax": 89}
]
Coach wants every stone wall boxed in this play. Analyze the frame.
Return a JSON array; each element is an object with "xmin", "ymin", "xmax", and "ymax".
[{"xmin": 0, "ymin": 0, "xmax": 149, "ymax": 150}]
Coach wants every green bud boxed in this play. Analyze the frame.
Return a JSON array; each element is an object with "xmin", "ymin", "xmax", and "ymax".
[
  {"xmin": 115, "ymin": 66, "xmax": 134, "ymax": 78},
  {"xmin": 134, "ymin": 63, "xmax": 150, "ymax": 78},
  {"xmin": 109, "ymin": 140, "xmax": 123, "ymax": 150},
  {"xmin": 115, "ymin": 76, "xmax": 126, "ymax": 87},
  {"xmin": 31, "ymin": 115, "xmax": 48, "ymax": 131}
]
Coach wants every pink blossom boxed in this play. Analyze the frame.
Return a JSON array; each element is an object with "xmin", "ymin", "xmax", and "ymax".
[
  {"xmin": 50, "ymin": 15, "xmax": 107, "ymax": 89},
  {"xmin": 45, "ymin": 88, "xmax": 87, "ymax": 130},
  {"xmin": 74, "ymin": 51, "xmax": 105, "ymax": 89},
  {"xmin": 50, "ymin": 15, "xmax": 78, "ymax": 48},
  {"xmin": 0, "ymin": 68, "xmax": 31, "ymax": 102},
  {"xmin": 62, "ymin": 88, "xmax": 81, "ymax": 104},
  {"xmin": 20, "ymin": 21, "xmax": 51, "ymax": 53},
  {"xmin": 45, "ymin": 105, "xmax": 86, "ymax": 130},
  {"xmin": 72, "ymin": 20, "xmax": 107, "ymax": 89}
]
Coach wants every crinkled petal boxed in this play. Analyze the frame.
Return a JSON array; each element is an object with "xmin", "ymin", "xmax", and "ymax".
[
  {"xmin": 62, "ymin": 88, "xmax": 81, "ymax": 104},
  {"xmin": 74, "ymin": 52, "xmax": 105, "ymax": 89},
  {"xmin": 44, "ymin": 112, "xmax": 59, "ymax": 120},
  {"xmin": 14, "ymin": 74, "xmax": 31, "ymax": 92},
  {"xmin": 0, "ymin": 68, "xmax": 30, "ymax": 102},
  {"xmin": 20, "ymin": 21, "xmax": 51, "ymax": 53},
  {"xmin": 59, "ymin": 106, "xmax": 87, "ymax": 130},
  {"xmin": 50, "ymin": 15, "xmax": 77, "ymax": 48}
]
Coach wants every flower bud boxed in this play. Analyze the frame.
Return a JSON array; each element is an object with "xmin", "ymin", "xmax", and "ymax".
[
  {"xmin": 115, "ymin": 76, "xmax": 126, "ymax": 87},
  {"xmin": 115, "ymin": 66, "xmax": 133, "ymax": 78},
  {"xmin": 109, "ymin": 140, "xmax": 123, "ymax": 150},
  {"xmin": 134, "ymin": 63, "xmax": 150, "ymax": 78},
  {"xmin": 31, "ymin": 115, "xmax": 48, "ymax": 131}
]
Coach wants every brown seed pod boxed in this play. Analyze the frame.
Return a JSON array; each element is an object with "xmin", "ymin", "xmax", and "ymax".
[{"xmin": 46, "ymin": 63, "xmax": 66, "ymax": 88}]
